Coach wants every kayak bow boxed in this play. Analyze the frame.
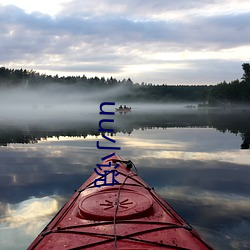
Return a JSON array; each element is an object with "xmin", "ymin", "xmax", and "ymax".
[{"xmin": 28, "ymin": 153, "xmax": 213, "ymax": 249}]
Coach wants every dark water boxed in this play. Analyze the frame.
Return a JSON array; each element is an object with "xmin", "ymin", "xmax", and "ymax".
[{"xmin": 0, "ymin": 105, "xmax": 250, "ymax": 249}]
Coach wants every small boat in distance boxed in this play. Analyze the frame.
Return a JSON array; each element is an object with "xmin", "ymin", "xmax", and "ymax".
[
  {"xmin": 28, "ymin": 153, "xmax": 213, "ymax": 249},
  {"xmin": 115, "ymin": 105, "xmax": 132, "ymax": 113}
]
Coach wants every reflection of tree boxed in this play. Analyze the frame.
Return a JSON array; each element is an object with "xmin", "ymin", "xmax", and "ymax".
[
  {"xmin": 0, "ymin": 122, "xmax": 99, "ymax": 146},
  {"xmin": 0, "ymin": 109, "xmax": 250, "ymax": 149},
  {"xmin": 201, "ymin": 109, "xmax": 250, "ymax": 149},
  {"xmin": 241, "ymin": 133, "xmax": 250, "ymax": 149},
  {"xmin": 0, "ymin": 131, "xmax": 38, "ymax": 146}
]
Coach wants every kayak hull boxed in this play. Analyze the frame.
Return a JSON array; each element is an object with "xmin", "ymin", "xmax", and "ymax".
[{"xmin": 28, "ymin": 153, "xmax": 213, "ymax": 249}]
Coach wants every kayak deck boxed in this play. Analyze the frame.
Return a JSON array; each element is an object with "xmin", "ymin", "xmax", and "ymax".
[{"xmin": 28, "ymin": 153, "xmax": 213, "ymax": 249}]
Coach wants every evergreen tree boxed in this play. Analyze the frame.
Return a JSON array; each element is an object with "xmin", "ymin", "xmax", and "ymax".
[{"xmin": 242, "ymin": 63, "xmax": 250, "ymax": 83}]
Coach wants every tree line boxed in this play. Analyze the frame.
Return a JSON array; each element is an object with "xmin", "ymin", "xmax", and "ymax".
[
  {"xmin": 208, "ymin": 63, "xmax": 250, "ymax": 105},
  {"xmin": 0, "ymin": 63, "xmax": 249, "ymax": 104}
]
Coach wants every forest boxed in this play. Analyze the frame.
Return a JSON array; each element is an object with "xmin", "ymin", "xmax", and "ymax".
[{"xmin": 0, "ymin": 63, "xmax": 249, "ymax": 104}]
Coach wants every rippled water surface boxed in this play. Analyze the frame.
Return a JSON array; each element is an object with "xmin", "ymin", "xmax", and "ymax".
[{"xmin": 0, "ymin": 105, "xmax": 250, "ymax": 249}]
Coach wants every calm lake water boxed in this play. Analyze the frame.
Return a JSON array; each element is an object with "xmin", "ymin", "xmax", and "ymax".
[{"xmin": 0, "ymin": 104, "xmax": 250, "ymax": 249}]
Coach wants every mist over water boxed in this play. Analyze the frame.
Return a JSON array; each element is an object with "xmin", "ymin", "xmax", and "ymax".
[
  {"xmin": 0, "ymin": 85, "xmax": 97, "ymax": 122},
  {"xmin": 0, "ymin": 84, "xmax": 198, "ymax": 125},
  {"xmin": 1, "ymin": 84, "xmax": 250, "ymax": 148}
]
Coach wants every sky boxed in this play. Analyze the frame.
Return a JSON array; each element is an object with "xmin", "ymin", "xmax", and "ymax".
[{"xmin": 0, "ymin": 0, "xmax": 250, "ymax": 85}]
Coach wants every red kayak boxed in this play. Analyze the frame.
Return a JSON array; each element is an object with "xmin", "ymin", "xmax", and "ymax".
[{"xmin": 28, "ymin": 153, "xmax": 213, "ymax": 249}]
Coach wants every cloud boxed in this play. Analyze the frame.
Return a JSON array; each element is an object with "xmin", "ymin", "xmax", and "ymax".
[
  {"xmin": 187, "ymin": 13, "xmax": 250, "ymax": 49},
  {"xmin": 0, "ymin": 1, "xmax": 250, "ymax": 84},
  {"xmin": 58, "ymin": 0, "xmax": 240, "ymax": 19}
]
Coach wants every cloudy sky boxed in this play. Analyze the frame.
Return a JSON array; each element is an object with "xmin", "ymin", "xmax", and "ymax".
[{"xmin": 0, "ymin": 0, "xmax": 250, "ymax": 85}]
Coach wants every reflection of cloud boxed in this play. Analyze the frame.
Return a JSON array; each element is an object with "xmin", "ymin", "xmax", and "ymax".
[
  {"xmin": 157, "ymin": 186, "xmax": 250, "ymax": 216},
  {"xmin": 117, "ymin": 126, "xmax": 243, "ymax": 149},
  {"xmin": 154, "ymin": 150, "xmax": 250, "ymax": 166},
  {"xmin": 115, "ymin": 128, "xmax": 249, "ymax": 166},
  {"xmin": 0, "ymin": 202, "xmax": 7, "ymax": 218},
  {"xmin": 157, "ymin": 185, "xmax": 250, "ymax": 249},
  {"xmin": 121, "ymin": 138, "xmax": 185, "ymax": 150},
  {"xmin": 0, "ymin": 196, "xmax": 59, "ymax": 231},
  {"xmin": 0, "ymin": 196, "xmax": 61, "ymax": 250},
  {"xmin": 44, "ymin": 135, "xmax": 100, "ymax": 142},
  {"xmin": 0, "ymin": 196, "xmax": 62, "ymax": 249},
  {"xmin": 6, "ymin": 141, "xmax": 96, "ymax": 177}
]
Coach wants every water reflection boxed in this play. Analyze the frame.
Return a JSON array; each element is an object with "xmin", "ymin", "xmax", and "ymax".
[
  {"xmin": 0, "ymin": 196, "xmax": 62, "ymax": 250},
  {"xmin": 0, "ymin": 107, "xmax": 250, "ymax": 149},
  {"xmin": 0, "ymin": 108, "xmax": 250, "ymax": 249},
  {"xmin": 0, "ymin": 196, "xmax": 59, "ymax": 228}
]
